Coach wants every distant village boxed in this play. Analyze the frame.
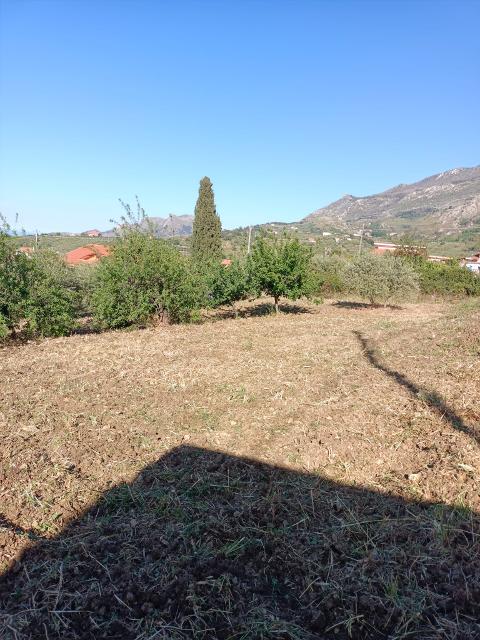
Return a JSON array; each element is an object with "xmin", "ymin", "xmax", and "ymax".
[{"xmin": 372, "ymin": 241, "xmax": 480, "ymax": 273}]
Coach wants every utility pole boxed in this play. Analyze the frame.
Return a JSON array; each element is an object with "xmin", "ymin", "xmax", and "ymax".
[
  {"xmin": 357, "ymin": 224, "xmax": 364, "ymax": 256},
  {"xmin": 247, "ymin": 226, "xmax": 253, "ymax": 254}
]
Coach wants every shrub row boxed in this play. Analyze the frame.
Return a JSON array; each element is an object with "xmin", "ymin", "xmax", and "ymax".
[
  {"xmin": 1, "ymin": 228, "xmax": 478, "ymax": 341},
  {"xmin": 408, "ymin": 257, "xmax": 480, "ymax": 297},
  {"xmin": 92, "ymin": 232, "xmax": 317, "ymax": 327},
  {"xmin": 314, "ymin": 253, "xmax": 480, "ymax": 300}
]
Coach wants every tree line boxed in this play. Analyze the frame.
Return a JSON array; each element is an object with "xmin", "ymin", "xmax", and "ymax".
[{"xmin": 1, "ymin": 179, "xmax": 479, "ymax": 341}]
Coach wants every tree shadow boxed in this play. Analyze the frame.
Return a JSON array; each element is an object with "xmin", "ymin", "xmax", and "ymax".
[
  {"xmin": 212, "ymin": 301, "xmax": 314, "ymax": 320},
  {"xmin": 244, "ymin": 301, "xmax": 314, "ymax": 317},
  {"xmin": 71, "ymin": 318, "xmax": 103, "ymax": 336},
  {"xmin": 354, "ymin": 330, "xmax": 479, "ymax": 445},
  {"xmin": 1, "ymin": 445, "xmax": 479, "ymax": 639},
  {"xmin": 333, "ymin": 301, "xmax": 403, "ymax": 311}
]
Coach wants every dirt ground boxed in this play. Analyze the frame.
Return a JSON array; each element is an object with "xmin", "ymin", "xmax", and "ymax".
[{"xmin": 0, "ymin": 298, "xmax": 479, "ymax": 639}]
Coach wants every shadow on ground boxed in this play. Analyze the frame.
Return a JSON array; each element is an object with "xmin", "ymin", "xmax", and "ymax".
[
  {"xmin": 354, "ymin": 330, "xmax": 479, "ymax": 445},
  {"xmin": 1, "ymin": 446, "xmax": 479, "ymax": 639},
  {"xmin": 0, "ymin": 516, "xmax": 45, "ymax": 543},
  {"xmin": 213, "ymin": 301, "xmax": 315, "ymax": 320},
  {"xmin": 333, "ymin": 301, "xmax": 403, "ymax": 311}
]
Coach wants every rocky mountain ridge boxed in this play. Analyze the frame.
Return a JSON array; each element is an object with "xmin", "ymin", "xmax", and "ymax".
[{"xmin": 304, "ymin": 166, "xmax": 480, "ymax": 230}]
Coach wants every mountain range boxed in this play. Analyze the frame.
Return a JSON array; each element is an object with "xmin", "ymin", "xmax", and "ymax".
[
  {"xmin": 99, "ymin": 165, "xmax": 480, "ymax": 239},
  {"xmin": 302, "ymin": 166, "xmax": 480, "ymax": 233}
]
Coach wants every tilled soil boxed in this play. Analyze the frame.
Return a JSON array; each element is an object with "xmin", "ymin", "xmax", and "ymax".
[{"xmin": 1, "ymin": 299, "xmax": 479, "ymax": 639}]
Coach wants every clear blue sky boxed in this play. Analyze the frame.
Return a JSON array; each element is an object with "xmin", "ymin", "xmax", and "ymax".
[{"xmin": 0, "ymin": 0, "xmax": 479, "ymax": 232}]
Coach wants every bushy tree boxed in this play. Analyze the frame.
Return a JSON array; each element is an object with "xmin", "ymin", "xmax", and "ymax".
[
  {"xmin": 23, "ymin": 249, "xmax": 77, "ymax": 337},
  {"xmin": 91, "ymin": 230, "xmax": 205, "ymax": 328},
  {"xmin": 247, "ymin": 234, "xmax": 315, "ymax": 312},
  {"xmin": 345, "ymin": 253, "xmax": 419, "ymax": 306},
  {"xmin": 0, "ymin": 225, "xmax": 77, "ymax": 340},
  {"xmin": 191, "ymin": 177, "xmax": 222, "ymax": 262},
  {"xmin": 204, "ymin": 260, "xmax": 250, "ymax": 315}
]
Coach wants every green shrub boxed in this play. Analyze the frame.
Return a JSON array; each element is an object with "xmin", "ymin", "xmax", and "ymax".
[
  {"xmin": 204, "ymin": 260, "xmax": 250, "ymax": 313},
  {"xmin": 0, "ymin": 233, "xmax": 29, "ymax": 335},
  {"xmin": 247, "ymin": 234, "xmax": 316, "ymax": 312},
  {"xmin": 71, "ymin": 263, "xmax": 98, "ymax": 314},
  {"xmin": 23, "ymin": 249, "xmax": 77, "ymax": 337},
  {"xmin": 312, "ymin": 255, "xmax": 348, "ymax": 295},
  {"xmin": 408, "ymin": 258, "xmax": 480, "ymax": 297},
  {"xmin": 0, "ymin": 231, "xmax": 77, "ymax": 340},
  {"xmin": 345, "ymin": 253, "xmax": 419, "ymax": 306},
  {"xmin": 91, "ymin": 231, "xmax": 205, "ymax": 328}
]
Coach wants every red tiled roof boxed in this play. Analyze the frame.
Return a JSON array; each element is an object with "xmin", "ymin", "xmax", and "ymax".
[{"xmin": 65, "ymin": 244, "xmax": 110, "ymax": 265}]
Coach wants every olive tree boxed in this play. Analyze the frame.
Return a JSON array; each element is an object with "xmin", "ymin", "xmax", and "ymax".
[{"xmin": 345, "ymin": 253, "xmax": 419, "ymax": 306}]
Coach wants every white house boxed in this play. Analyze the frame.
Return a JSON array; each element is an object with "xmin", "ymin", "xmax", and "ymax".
[{"xmin": 462, "ymin": 252, "xmax": 480, "ymax": 274}]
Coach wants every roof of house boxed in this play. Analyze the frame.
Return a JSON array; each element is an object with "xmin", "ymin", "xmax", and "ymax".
[
  {"xmin": 373, "ymin": 242, "xmax": 397, "ymax": 248},
  {"xmin": 373, "ymin": 241, "xmax": 427, "ymax": 249},
  {"xmin": 65, "ymin": 244, "xmax": 110, "ymax": 265}
]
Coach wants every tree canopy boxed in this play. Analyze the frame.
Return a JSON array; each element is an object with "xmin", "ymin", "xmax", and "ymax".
[{"xmin": 247, "ymin": 234, "xmax": 315, "ymax": 312}]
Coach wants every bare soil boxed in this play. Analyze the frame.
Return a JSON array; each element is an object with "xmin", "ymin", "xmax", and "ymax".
[{"xmin": 1, "ymin": 298, "xmax": 479, "ymax": 639}]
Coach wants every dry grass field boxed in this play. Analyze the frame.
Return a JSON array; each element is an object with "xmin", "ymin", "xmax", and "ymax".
[{"xmin": 1, "ymin": 298, "xmax": 479, "ymax": 639}]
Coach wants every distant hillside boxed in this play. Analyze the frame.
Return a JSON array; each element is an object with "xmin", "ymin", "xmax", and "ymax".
[
  {"xmin": 18, "ymin": 167, "xmax": 479, "ymax": 258},
  {"xmin": 103, "ymin": 214, "xmax": 193, "ymax": 238},
  {"xmin": 304, "ymin": 166, "xmax": 480, "ymax": 232}
]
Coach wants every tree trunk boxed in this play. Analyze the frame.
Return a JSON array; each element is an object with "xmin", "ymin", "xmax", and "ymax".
[{"xmin": 274, "ymin": 296, "xmax": 280, "ymax": 314}]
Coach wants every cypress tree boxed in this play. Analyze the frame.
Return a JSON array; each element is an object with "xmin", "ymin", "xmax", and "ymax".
[{"xmin": 191, "ymin": 177, "xmax": 222, "ymax": 262}]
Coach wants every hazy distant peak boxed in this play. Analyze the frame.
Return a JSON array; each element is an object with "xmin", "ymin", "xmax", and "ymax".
[{"xmin": 102, "ymin": 214, "xmax": 194, "ymax": 238}]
